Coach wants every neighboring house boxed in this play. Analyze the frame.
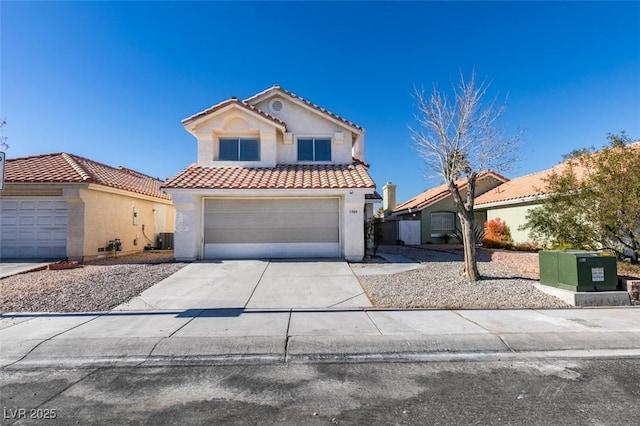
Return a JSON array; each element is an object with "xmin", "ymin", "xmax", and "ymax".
[
  {"xmin": 384, "ymin": 172, "xmax": 508, "ymax": 245},
  {"xmin": 474, "ymin": 163, "xmax": 588, "ymax": 245},
  {"xmin": 0, "ymin": 153, "xmax": 174, "ymax": 261},
  {"xmin": 163, "ymin": 85, "xmax": 378, "ymax": 261}
]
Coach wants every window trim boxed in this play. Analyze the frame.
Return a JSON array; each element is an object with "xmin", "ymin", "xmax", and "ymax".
[
  {"xmin": 296, "ymin": 137, "xmax": 332, "ymax": 162},
  {"xmin": 431, "ymin": 211, "xmax": 456, "ymax": 232},
  {"xmin": 218, "ymin": 137, "xmax": 260, "ymax": 161}
]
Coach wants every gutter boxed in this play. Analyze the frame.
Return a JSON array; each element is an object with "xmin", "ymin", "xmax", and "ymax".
[{"xmin": 474, "ymin": 194, "xmax": 551, "ymax": 209}]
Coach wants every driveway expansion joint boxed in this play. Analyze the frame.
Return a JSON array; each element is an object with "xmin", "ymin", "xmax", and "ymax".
[{"xmin": 244, "ymin": 260, "xmax": 271, "ymax": 308}]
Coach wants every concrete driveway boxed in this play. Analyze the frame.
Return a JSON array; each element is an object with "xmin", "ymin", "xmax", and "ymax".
[
  {"xmin": 115, "ymin": 259, "xmax": 372, "ymax": 310},
  {"xmin": 0, "ymin": 261, "xmax": 52, "ymax": 279}
]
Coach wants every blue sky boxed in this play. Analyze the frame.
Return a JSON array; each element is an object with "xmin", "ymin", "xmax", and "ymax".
[{"xmin": 2, "ymin": 1, "xmax": 639, "ymax": 204}]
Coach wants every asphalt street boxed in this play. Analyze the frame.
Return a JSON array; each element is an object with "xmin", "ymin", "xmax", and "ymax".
[
  {"xmin": 2, "ymin": 358, "xmax": 639, "ymax": 425},
  {"xmin": 3, "ymin": 259, "xmax": 640, "ymax": 425}
]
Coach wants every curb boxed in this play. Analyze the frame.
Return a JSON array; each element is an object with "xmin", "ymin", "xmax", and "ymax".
[{"xmin": 4, "ymin": 348, "xmax": 640, "ymax": 370}]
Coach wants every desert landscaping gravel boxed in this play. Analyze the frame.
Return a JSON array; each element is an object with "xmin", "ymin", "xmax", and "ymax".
[
  {"xmin": 1, "ymin": 252, "xmax": 187, "ymax": 313},
  {"xmin": 4, "ymin": 246, "xmax": 619, "ymax": 312},
  {"xmin": 359, "ymin": 245, "xmax": 571, "ymax": 309}
]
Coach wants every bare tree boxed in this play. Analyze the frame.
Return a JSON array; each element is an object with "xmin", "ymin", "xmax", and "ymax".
[
  {"xmin": 0, "ymin": 119, "xmax": 8, "ymax": 150},
  {"xmin": 409, "ymin": 71, "xmax": 521, "ymax": 281}
]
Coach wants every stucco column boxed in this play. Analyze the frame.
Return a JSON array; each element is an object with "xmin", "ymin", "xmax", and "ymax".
[
  {"xmin": 64, "ymin": 190, "xmax": 85, "ymax": 261},
  {"xmin": 260, "ymin": 129, "xmax": 277, "ymax": 166},
  {"xmin": 197, "ymin": 132, "xmax": 214, "ymax": 167},
  {"xmin": 343, "ymin": 192, "xmax": 365, "ymax": 262},
  {"xmin": 352, "ymin": 132, "xmax": 366, "ymax": 162},
  {"xmin": 172, "ymin": 193, "xmax": 201, "ymax": 261}
]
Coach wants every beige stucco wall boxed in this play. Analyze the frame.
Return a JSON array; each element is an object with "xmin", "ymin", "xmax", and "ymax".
[
  {"xmin": 185, "ymin": 96, "xmax": 360, "ymax": 167},
  {"xmin": 485, "ymin": 203, "xmax": 538, "ymax": 244},
  {"xmin": 168, "ymin": 189, "xmax": 367, "ymax": 262},
  {"xmin": 191, "ymin": 107, "xmax": 279, "ymax": 168},
  {"xmin": 253, "ymin": 96, "xmax": 356, "ymax": 165},
  {"xmin": 2, "ymin": 183, "xmax": 174, "ymax": 261},
  {"xmin": 77, "ymin": 186, "xmax": 174, "ymax": 261}
]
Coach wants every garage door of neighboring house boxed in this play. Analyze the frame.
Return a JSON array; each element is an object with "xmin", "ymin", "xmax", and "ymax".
[
  {"xmin": 204, "ymin": 198, "xmax": 340, "ymax": 259},
  {"xmin": 0, "ymin": 197, "xmax": 68, "ymax": 259}
]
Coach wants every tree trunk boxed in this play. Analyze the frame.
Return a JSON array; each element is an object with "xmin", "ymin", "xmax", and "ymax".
[
  {"xmin": 459, "ymin": 212, "xmax": 480, "ymax": 281},
  {"xmin": 448, "ymin": 175, "xmax": 480, "ymax": 282}
]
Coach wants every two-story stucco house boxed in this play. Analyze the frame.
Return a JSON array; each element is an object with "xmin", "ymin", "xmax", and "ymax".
[{"xmin": 163, "ymin": 85, "xmax": 378, "ymax": 261}]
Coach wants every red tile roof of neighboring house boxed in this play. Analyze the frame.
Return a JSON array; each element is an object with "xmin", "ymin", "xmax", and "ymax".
[
  {"xmin": 4, "ymin": 153, "xmax": 171, "ymax": 200},
  {"xmin": 181, "ymin": 97, "xmax": 287, "ymax": 129},
  {"xmin": 394, "ymin": 171, "xmax": 508, "ymax": 213},
  {"xmin": 476, "ymin": 142, "xmax": 640, "ymax": 206},
  {"xmin": 163, "ymin": 163, "xmax": 375, "ymax": 190},
  {"xmin": 475, "ymin": 161, "xmax": 591, "ymax": 206},
  {"xmin": 244, "ymin": 85, "xmax": 364, "ymax": 132}
]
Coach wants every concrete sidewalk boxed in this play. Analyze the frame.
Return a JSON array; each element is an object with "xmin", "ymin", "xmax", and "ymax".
[{"xmin": 2, "ymin": 307, "xmax": 639, "ymax": 368}]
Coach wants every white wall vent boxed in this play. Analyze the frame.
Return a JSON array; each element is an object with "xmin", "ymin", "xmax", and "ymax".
[{"xmin": 269, "ymin": 98, "xmax": 284, "ymax": 113}]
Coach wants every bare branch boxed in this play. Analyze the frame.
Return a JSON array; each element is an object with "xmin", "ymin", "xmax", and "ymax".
[
  {"xmin": 0, "ymin": 118, "xmax": 8, "ymax": 150},
  {"xmin": 408, "ymin": 70, "xmax": 523, "ymax": 281}
]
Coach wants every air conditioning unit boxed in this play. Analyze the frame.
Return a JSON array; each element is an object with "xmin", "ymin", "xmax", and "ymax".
[{"xmin": 157, "ymin": 233, "xmax": 174, "ymax": 250}]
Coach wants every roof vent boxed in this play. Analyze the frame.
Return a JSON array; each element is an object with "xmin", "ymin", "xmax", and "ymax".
[{"xmin": 269, "ymin": 98, "xmax": 284, "ymax": 113}]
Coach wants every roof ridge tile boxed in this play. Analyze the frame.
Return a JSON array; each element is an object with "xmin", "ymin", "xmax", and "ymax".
[
  {"xmin": 5, "ymin": 152, "xmax": 170, "ymax": 200},
  {"xmin": 244, "ymin": 85, "xmax": 364, "ymax": 132},
  {"xmin": 61, "ymin": 153, "xmax": 94, "ymax": 182},
  {"xmin": 162, "ymin": 162, "xmax": 375, "ymax": 191},
  {"xmin": 182, "ymin": 97, "xmax": 287, "ymax": 129}
]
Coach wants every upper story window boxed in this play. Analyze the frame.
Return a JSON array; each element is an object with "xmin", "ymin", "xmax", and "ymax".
[
  {"xmin": 298, "ymin": 138, "xmax": 331, "ymax": 162},
  {"xmin": 219, "ymin": 138, "xmax": 260, "ymax": 161}
]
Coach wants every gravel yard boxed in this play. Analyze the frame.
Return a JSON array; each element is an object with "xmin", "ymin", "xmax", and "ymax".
[
  {"xmin": 4, "ymin": 246, "xmax": 631, "ymax": 312},
  {"xmin": 359, "ymin": 245, "xmax": 571, "ymax": 309},
  {"xmin": 1, "ymin": 252, "xmax": 187, "ymax": 313}
]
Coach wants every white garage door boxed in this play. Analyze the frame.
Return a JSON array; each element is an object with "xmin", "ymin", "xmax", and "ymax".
[
  {"xmin": 204, "ymin": 198, "xmax": 340, "ymax": 259},
  {"xmin": 1, "ymin": 197, "xmax": 68, "ymax": 259}
]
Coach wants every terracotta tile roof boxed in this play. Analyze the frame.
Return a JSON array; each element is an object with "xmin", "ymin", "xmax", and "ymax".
[
  {"xmin": 4, "ymin": 153, "xmax": 171, "ymax": 200},
  {"xmin": 395, "ymin": 182, "xmax": 450, "ymax": 213},
  {"xmin": 394, "ymin": 171, "xmax": 508, "ymax": 213},
  {"xmin": 181, "ymin": 97, "xmax": 287, "ymax": 129},
  {"xmin": 476, "ymin": 142, "xmax": 640, "ymax": 206},
  {"xmin": 163, "ymin": 163, "xmax": 375, "ymax": 190},
  {"xmin": 244, "ymin": 85, "xmax": 364, "ymax": 132},
  {"xmin": 475, "ymin": 162, "xmax": 589, "ymax": 206}
]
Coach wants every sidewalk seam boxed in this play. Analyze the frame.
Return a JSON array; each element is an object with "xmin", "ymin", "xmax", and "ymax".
[
  {"xmin": 364, "ymin": 310, "xmax": 384, "ymax": 335},
  {"xmin": 451, "ymin": 310, "xmax": 516, "ymax": 353},
  {"xmin": 146, "ymin": 309, "xmax": 208, "ymax": 361}
]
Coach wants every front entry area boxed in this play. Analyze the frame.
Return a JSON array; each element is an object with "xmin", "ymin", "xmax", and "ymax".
[{"xmin": 203, "ymin": 197, "xmax": 340, "ymax": 259}]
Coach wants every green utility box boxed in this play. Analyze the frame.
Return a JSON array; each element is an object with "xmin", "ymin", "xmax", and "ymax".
[{"xmin": 539, "ymin": 250, "xmax": 618, "ymax": 292}]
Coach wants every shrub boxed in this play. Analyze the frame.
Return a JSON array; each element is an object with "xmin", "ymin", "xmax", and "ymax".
[
  {"xmin": 483, "ymin": 218, "xmax": 513, "ymax": 248},
  {"xmin": 513, "ymin": 242, "xmax": 539, "ymax": 252},
  {"xmin": 451, "ymin": 226, "xmax": 486, "ymax": 245}
]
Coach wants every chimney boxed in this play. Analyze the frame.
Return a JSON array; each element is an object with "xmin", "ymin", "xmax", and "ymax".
[{"xmin": 382, "ymin": 182, "xmax": 396, "ymax": 217}]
